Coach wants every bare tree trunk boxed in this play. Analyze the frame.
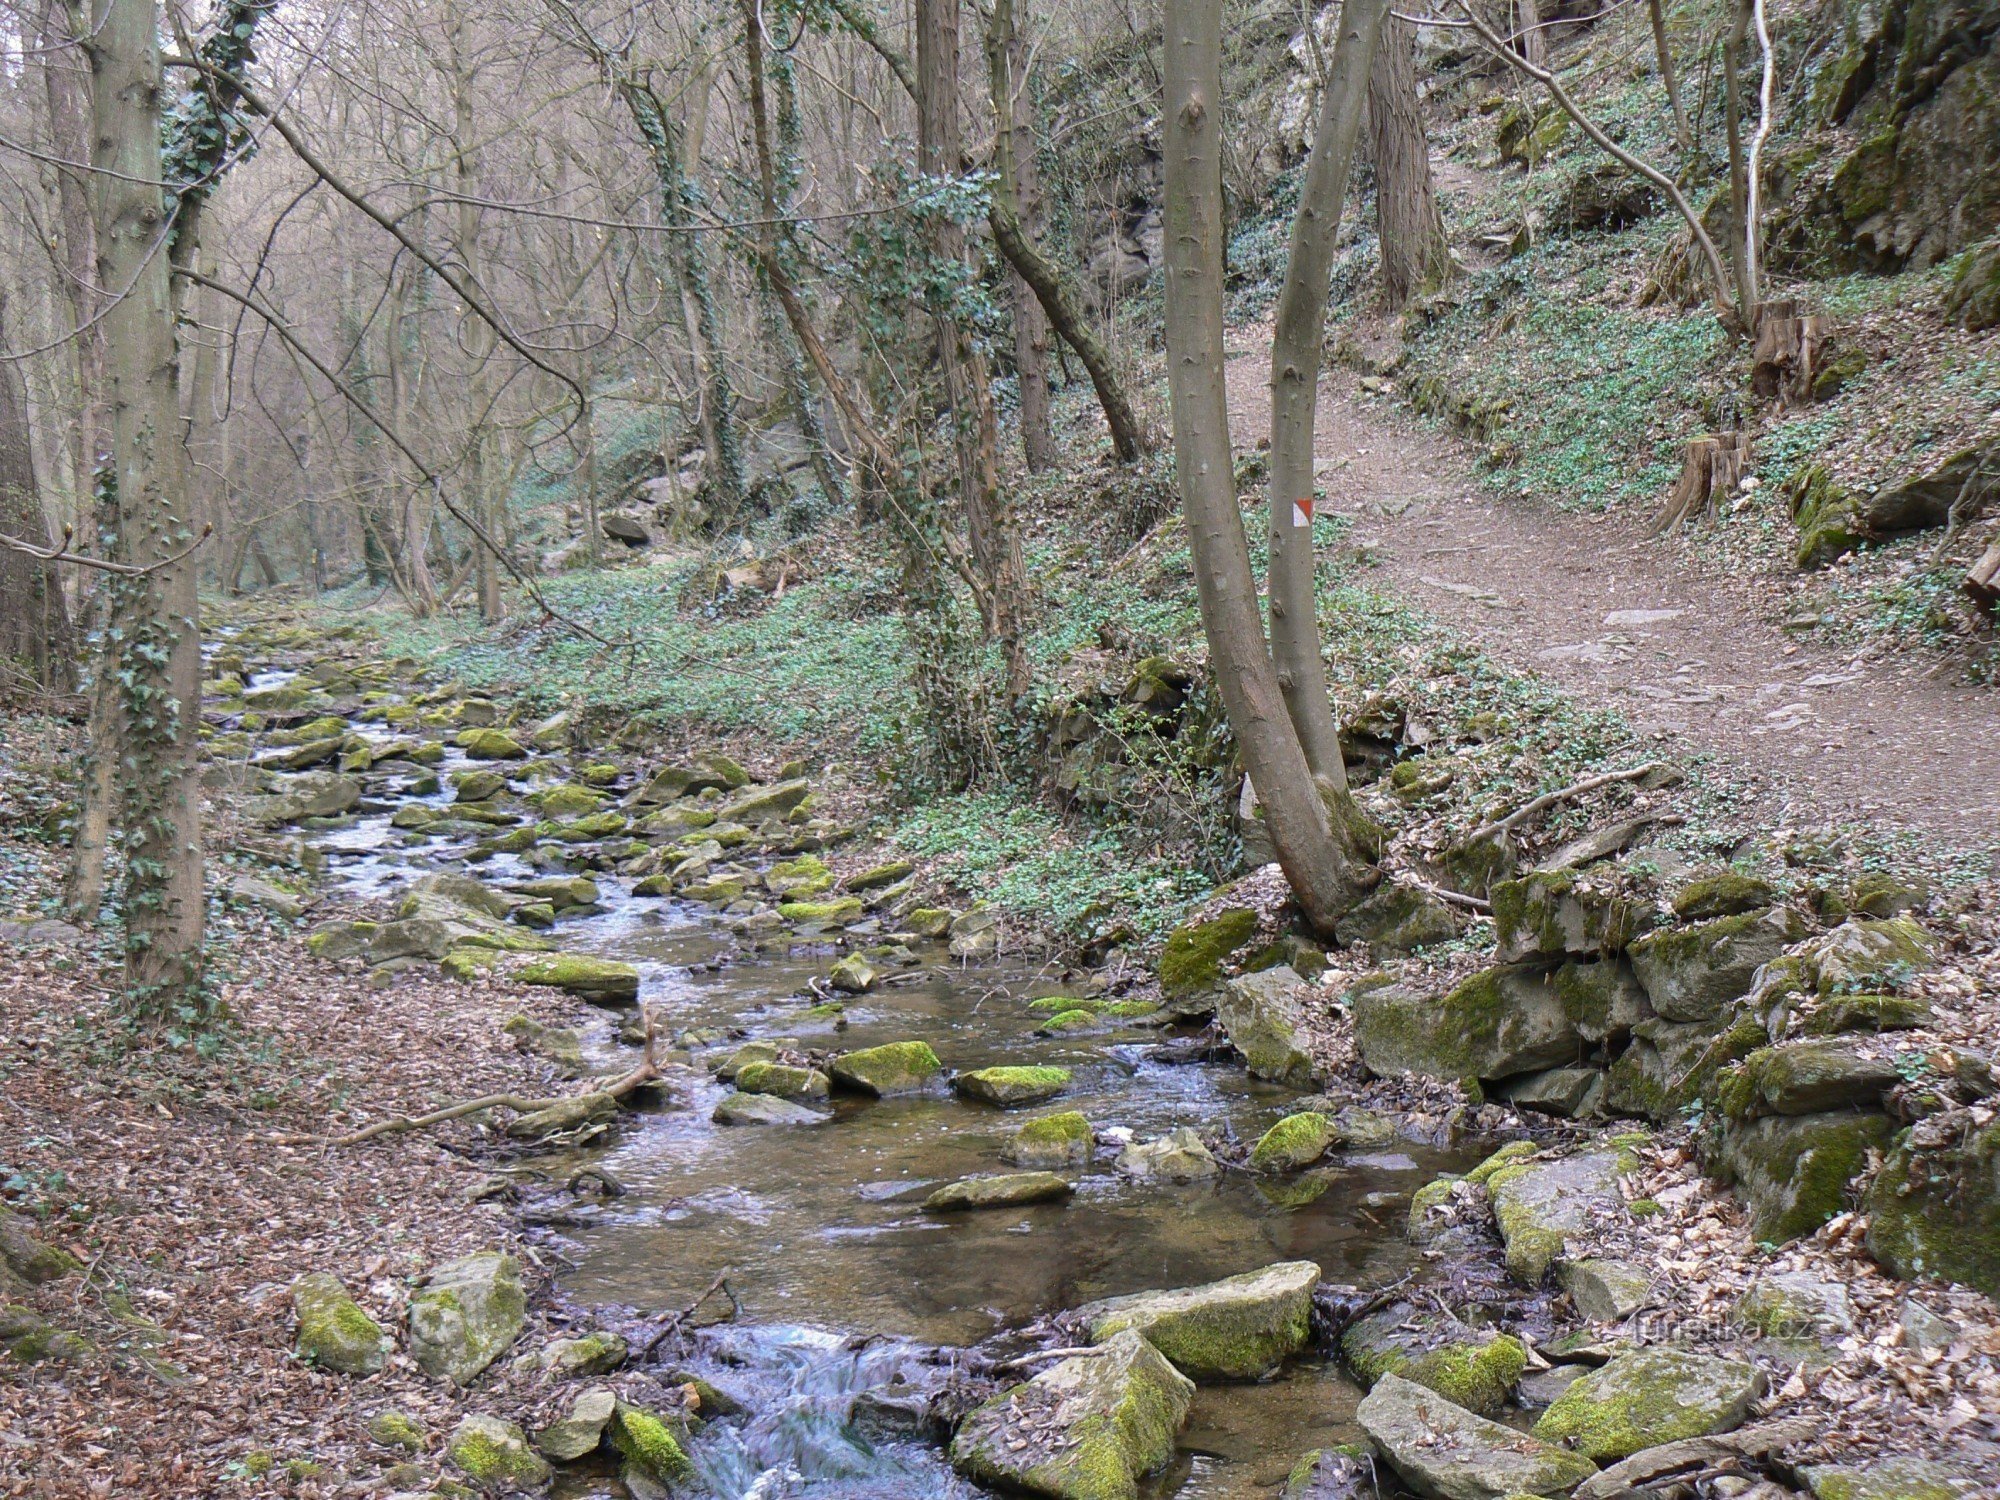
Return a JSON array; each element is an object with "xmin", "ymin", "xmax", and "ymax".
[
  {"xmin": 1649, "ymin": 0, "xmax": 1691, "ymax": 151},
  {"xmin": 1516, "ymin": 0, "xmax": 1545, "ymax": 67},
  {"xmin": 451, "ymin": 17, "xmax": 504, "ymax": 623},
  {"xmin": 990, "ymin": 0, "xmax": 1055, "ymax": 471},
  {"xmin": 91, "ymin": 0, "xmax": 206, "ymax": 1014},
  {"xmin": 919, "ymin": 0, "xmax": 1030, "ymax": 698},
  {"xmin": 0, "ymin": 294, "xmax": 75, "ymax": 691},
  {"xmin": 1368, "ymin": 15, "xmax": 1452, "ymax": 311},
  {"xmin": 1722, "ymin": 0, "xmax": 1755, "ymax": 321},
  {"xmin": 1162, "ymin": 0, "xmax": 1376, "ymax": 933},
  {"xmin": 1269, "ymin": 0, "xmax": 1387, "ymax": 788}
]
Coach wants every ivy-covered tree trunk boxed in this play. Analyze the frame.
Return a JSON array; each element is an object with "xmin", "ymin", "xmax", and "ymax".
[{"xmin": 91, "ymin": 0, "xmax": 207, "ymax": 1017}]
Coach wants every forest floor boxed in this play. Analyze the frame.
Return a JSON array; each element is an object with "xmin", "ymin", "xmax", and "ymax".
[{"xmin": 1222, "ymin": 330, "xmax": 2000, "ymax": 843}]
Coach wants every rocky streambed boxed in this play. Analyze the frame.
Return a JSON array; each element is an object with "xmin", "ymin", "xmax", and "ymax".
[{"xmin": 199, "ymin": 626, "xmax": 1993, "ymax": 1500}]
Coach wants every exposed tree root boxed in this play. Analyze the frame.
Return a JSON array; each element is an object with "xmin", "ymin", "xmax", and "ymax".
[{"xmin": 1468, "ymin": 761, "xmax": 1675, "ymax": 845}]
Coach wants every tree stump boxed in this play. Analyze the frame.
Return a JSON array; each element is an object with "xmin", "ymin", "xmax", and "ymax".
[
  {"xmin": 1750, "ymin": 299, "xmax": 1834, "ymax": 405},
  {"xmin": 1654, "ymin": 431, "xmax": 1751, "ymax": 534},
  {"xmin": 1968, "ymin": 530, "xmax": 2000, "ymax": 614}
]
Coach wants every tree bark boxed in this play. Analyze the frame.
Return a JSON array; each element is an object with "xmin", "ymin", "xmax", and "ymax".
[
  {"xmin": 988, "ymin": 0, "xmax": 1055, "ymax": 472},
  {"xmin": 0, "ymin": 295, "xmax": 76, "ymax": 693},
  {"xmin": 918, "ymin": 0, "xmax": 1030, "ymax": 699},
  {"xmin": 1722, "ymin": 0, "xmax": 1755, "ymax": 321},
  {"xmin": 1162, "ymin": 0, "xmax": 1376, "ymax": 933},
  {"xmin": 1649, "ymin": 0, "xmax": 1691, "ymax": 151},
  {"xmin": 1367, "ymin": 14, "xmax": 1451, "ymax": 311},
  {"xmin": 1268, "ymin": 0, "xmax": 1386, "ymax": 788},
  {"xmin": 1516, "ymin": 0, "xmax": 1545, "ymax": 67},
  {"xmin": 90, "ymin": 0, "xmax": 207, "ymax": 1014},
  {"xmin": 451, "ymin": 17, "xmax": 504, "ymax": 623}
]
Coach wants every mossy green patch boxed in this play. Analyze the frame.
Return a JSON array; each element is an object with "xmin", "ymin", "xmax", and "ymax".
[
  {"xmin": 1158, "ymin": 907, "xmax": 1258, "ymax": 1003},
  {"xmin": 610, "ymin": 1403, "xmax": 695, "ymax": 1485}
]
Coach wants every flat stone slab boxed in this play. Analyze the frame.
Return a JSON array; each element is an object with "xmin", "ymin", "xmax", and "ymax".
[
  {"xmin": 1357, "ymin": 1373, "xmax": 1597, "ymax": 1500},
  {"xmin": 1078, "ymin": 1260, "xmax": 1319, "ymax": 1381},
  {"xmin": 711, "ymin": 1092, "xmax": 829, "ymax": 1126},
  {"xmin": 923, "ymin": 1172, "xmax": 1074, "ymax": 1212},
  {"xmin": 952, "ymin": 1066, "xmax": 1072, "ymax": 1107},
  {"xmin": 1488, "ymin": 1146, "xmax": 1636, "ymax": 1284}
]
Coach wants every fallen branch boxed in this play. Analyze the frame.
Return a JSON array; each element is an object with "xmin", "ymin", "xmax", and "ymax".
[
  {"xmin": 641, "ymin": 1268, "xmax": 741, "ymax": 1358},
  {"xmin": 1468, "ymin": 762, "xmax": 1675, "ymax": 846},
  {"xmin": 0, "ymin": 522, "xmax": 212, "ymax": 576}
]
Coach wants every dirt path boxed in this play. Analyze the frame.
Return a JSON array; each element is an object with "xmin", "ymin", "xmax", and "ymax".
[{"xmin": 1223, "ymin": 337, "xmax": 2000, "ymax": 847}]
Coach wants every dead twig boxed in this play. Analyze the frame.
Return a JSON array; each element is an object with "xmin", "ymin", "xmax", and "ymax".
[{"xmin": 1467, "ymin": 761, "xmax": 1675, "ymax": 846}]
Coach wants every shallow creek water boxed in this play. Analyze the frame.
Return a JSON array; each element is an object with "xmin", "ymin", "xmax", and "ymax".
[{"xmin": 289, "ymin": 687, "xmax": 1479, "ymax": 1499}]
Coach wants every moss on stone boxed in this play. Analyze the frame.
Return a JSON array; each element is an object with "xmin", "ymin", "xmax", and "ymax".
[
  {"xmin": 446, "ymin": 1415, "xmax": 550, "ymax": 1489},
  {"xmin": 1672, "ymin": 872, "xmax": 1778, "ymax": 921},
  {"xmin": 953, "ymin": 1065, "xmax": 1072, "ymax": 1106},
  {"xmin": 291, "ymin": 1273, "xmax": 386, "ymax": 1376},
  {"xmin": 1081, "ymin": 1260, "xmax": 1319, "ymax": 1382},
  {"xmin": 829, "ymin": 1040, "xmax": 941, "ymax": 1096},
  {"xmin": 1004, "ymin": 1111, "xmax": 1095, "ymax": 1169},
  {"xmin": 1034, "ymin": 1007, "xmax": 1105, "ymax": 1036},
  {"xmin": 609, "ymin": 1403, "xmax": 695, "ymax": 1485},
  {"xmin": 734, "ymin": 1061, "xmax": 830, "ymax": 1100},
  {"xmin": 1532, "ymin": 1348, "xmax": 1762, "ymax": 1462},
  {"xmin": 1864, "ymin": 1119, "xmax": 2000, "ymax": 1298},
  {"xmin": 778, "ymin": 897, "xmax": 865, "ymax": 923},
  {"xmin": 513, "ymin": 953, "xmax": 639, "ymax": 1000},
  {"xmin": 1248, "ymin": 1113, "xmax": 1339, "ymax": 1173},
  {"xmin": 368, "ymin": 1411, "xmax": 427, "ymax": 1453},
  {"xmin": 1157, "ymin": 907, "xmax": 1257, "ymax": 1001}
]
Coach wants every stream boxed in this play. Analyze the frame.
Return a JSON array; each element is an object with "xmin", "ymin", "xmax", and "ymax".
[{"xmin": 257, "ymin": 665, "xmax": 1481, "ymax": 1499}]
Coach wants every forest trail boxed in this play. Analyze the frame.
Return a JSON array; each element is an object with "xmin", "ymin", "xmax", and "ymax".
[{"xmin": 1222, "ymin": 334, "xmax": 2000, "ymax": 846}]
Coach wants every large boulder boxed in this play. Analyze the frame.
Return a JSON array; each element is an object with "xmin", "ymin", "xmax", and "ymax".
[
  {"xmin": 829, "ymin": 1041, "xmax": 942, "ymax": 1096},
  {"xmin": 1552, "ymin": 959, "xmax": 1653, "ymax": 1043},
  {"xmin": 1078, "ymin": 1260, "xmax": 1319, "ymax": 1381},
  {"xmin": 1797, "ymin": 917, "xmax": 1936, "ymax": 995},
  {"xmin": 290, "ymin": 1273, "xmax": 387, "ymax": 1375},
  {"xmin": 1712, "ymin": 1111, "xmax": 1898, "ymax": 1244},
  {"xmin": 514, "ymin": 954, "xmax": 640, "ymax": 1002},
  {"xmin": 1157, "ymin": 907, "xmax": 1258, "ymax": 1015},
  {"xmin": 1356, "ymin": 1374, "xmax": 1596, "ymax": 1500},
  {"xmin": 1217, "ymin": 967, "xmax": 1319, "ymax": 1087},
  {"xmin": 1354, "ymin": 966, "xmax": 1579, "ymax": 1083},
  {"xmin": 1532, "ymin": 1347, "xmax": 1764, "ymax": 1462},
  {"xmin": 247, "ymin": 771, "xmax": 361, "ymax": 825},
  {"xmin": 1487, "ymin": 1144, "xmax": 1641, "ymax": 1284},
  {"xmin": 950, "ymin": 1329, "xmax": 1193, "ymax": 1500},
  {"xmin": 1865, "ymin": 1115, "xmax": 2000, "ymax": 1298},
  {"xmin": 1627, "ymin": 907, "xmax": 1807, "ymax": 1022},
  {"xmin": 408, "ymin": 1251, "xmax": 527, "ymax": 1384}
]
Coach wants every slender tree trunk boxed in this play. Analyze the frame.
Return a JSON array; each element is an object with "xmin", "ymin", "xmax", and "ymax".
[
  {"xmin": 989, "ymin": 0, "xmax": 1055, "ymax": 471},
  {"xmin": 90, "ymin": 0, "xmax": 206, "ymax": 1014},
  {"xmin": 1162, "ymin": 0, "xmax": 1376, "ymax": 932},
  {"xmin": 1722, "ymin": 0, "xmax": 1755, "ymax": 320},
  {"xmin": 918, "ymin": 0, "xmax": 1030, "ymax": 699},
  {"xmin": 1368, "ymin": 14, "xmax": 1452, "ymax": 310},
  {"xmin": 451, "ymin": 19, "xmax": 504, "ymax": 622},
  {"xmin": 1516, "ymin": 0, "xmax": 1545, "ymax": 67},
  {"xmin": 1649, "ymin": 0, "xmax": 1691, "ymax": 151},
  {"xmin": 1269, "ymin": 0, "xmax": 1386, "ymax": 789},
  {"xmin": 0, "ymin": 294, "xmax": 75, "ymax": 691}
]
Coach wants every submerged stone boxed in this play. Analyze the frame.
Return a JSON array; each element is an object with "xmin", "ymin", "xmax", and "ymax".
[
  {"xmin": 712, "ymin": 1092, "xmax": 828, "ymax": 1126},
  {"xmin": 1356, "ymin": 1374, "xmax": 1596, "ymax": 1500},
  {"xmin": 1115, "ymin": 1127, "xmax": 1219, "ymax": 1181},
  {"xmin": 923, "ymin": 1172, "xmax": 1074, "ymax": 1211},
  {"xmin": 1078, "ymin": 1259, "xmax": 1320, "ymax": 1381},
  {"xmin": 1532, "ymin": 1347, "xmax": 1763, "ymax": 1461},
  {"xmin": 950, "ymin": 1329, "xmax": 1193, "ymax": 1500}
]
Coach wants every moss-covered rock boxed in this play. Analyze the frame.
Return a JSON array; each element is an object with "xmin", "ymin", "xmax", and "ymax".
[
  {"xmin": 1492, "ymin": 868, "xmax": 1648, "ymax": 962},
  {"xmin": 455, "ymin": 728, "xmax": 528, "ymax": 760},
  {"xmin": 924, "ymin": 1172, "xmax": 1075, "ymax": 1211},
  {"xmin": 1671, "ymin": 871, "xmax": 1780, "ymax": 921},
  {"xmin": 733, "ymin": 1061, "xmax": 830, "ymax": 1100},
  {"xmin": 715, "ymin": 777, "xmax": 812, "ymax": 825},
  {"xmin": 954, "ymin": 1066, "xmax": 1071, "ymax": 1107},
  {"xmin": 0, "ymin": 1210, "xmax": 82, "ymax": 1285},
  {"xmin": 830, "ymin": 1040, "xmax": 942, "ymax": 1096},
  {"xmin": 844, "ymin": 859, "xmax": 914, "ymax": 892},
  {"xmin": 1606, "ymin": 1013, "xmax": 1768, "ymax": 1120},
  {"xmin": 1712, "ymin": 1110, "xmax": 1897, "ymax": 1244},
  {"xmin": 408, "ymin": 1251, "xmax": 526, "ymax": 1385},
  {"xmin": 1329, "ymin": 878, "xmax": 1464, "ymax": 954},
  {"xmin": 1079, "ymin": 1260, "xmax": 1319, "ymax": 1381},
  {"xmin": 903, "ymin": 907, "xmax": 954, "ymax": 939},
  {"xmin": 1551, "ymin": 959, "xmax": 1652, "ymax": 1043},
  {"xmin": 1798, "ymin": 917, "xmax": 1936, "ymax": 995},
  {"xmin": 1157, "ymin": 907, "xmax": 1258, "ymax": 1013},
  {"xmin": 766, "ymin": 854, "xmax": 834, "ymax": 898},
  {"xmin": 1555, "ymin": 1257, "xmax": 1652, "ymax": 1322},
  {"xmin": 1488, "ymin": 1146, "xmax": 1639, "ymax": 1284},
  {"xmin": 446, "ymin": 1414, "xmax": 551, "ymax": 1490},
  {"xmin": 608, "ymin": 1402, "xmax": 695, "ymax": 1486},
  {"xmin": 1803, "ymin": 992, "xmax": 1931, "ymax": 1035},
  {"xmin": 1248, "ymin": 1113, "xmax": 1340, "ymax": 1173},
  {"xmin": 712, "ymin": 1092, "xmax": 829, "ymax": 1126},
  {"xmin": 525, "ymin": 1330, "xmax": 628, "ymax": 1377},
  {"xmin": 778, "ymin": 896, "xmax": 865, "ymax": 924},
  {"xmin": 367, "ymin": 1410, "xmax": 427, "ymax": 1453},
  {"xmin": 1003, "ymin": 1111, "xmax": 1094, "ymax": 1169},
  {"xmin": 1628, "ymin": 907, "xmax": 1807, "ymax": 1022},
  {"xmin": 1217, "ymin": 966, "xmax": 1319, "ymax": 1087},
  {"xmin": 291, "ymin": 1273, "xmax": 387, "ymax": 1375},
  {"xmin": 529, "ymin": 783, "xmax": 605, "ymax": 818},
  {"xmin": 1353, "ymin": 964, "xmax": 1579, "ymax": 1082},
  {"xmin": 1714, "ymin": 1039, "xmax": 1901, "ymax": 1120},
  {"xmin": 1357, "ymin": 1374, "xmax": 1595, "ymax": 1500},
  {"xmin": 1532, "ymin": 1347, "xmax": 1763, "ymax": 1462},
  {"xmin": 514, "ymin": 953, "xmax": 639, "ymax": 1002},
  {"xmin": 1732, "ymin": 1271, "xmax": 1853, "ymax": 1337},
  {"xmin": 950, "ymin": 1329, "xmax": 1193, "ymax": 1500},
  {"xmin": 1865, "ymin": 1116, "xmax": 2000, "ymax": 1298},
  {"xmin": 1340, "ymin": 1304, "xmax": 1526, "ymax": 1416}
]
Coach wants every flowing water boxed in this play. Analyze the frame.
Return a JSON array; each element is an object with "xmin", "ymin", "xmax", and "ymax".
[{"xmin": 274, "ymin": 673, "xmax": 1479, "ymax": 1499}]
